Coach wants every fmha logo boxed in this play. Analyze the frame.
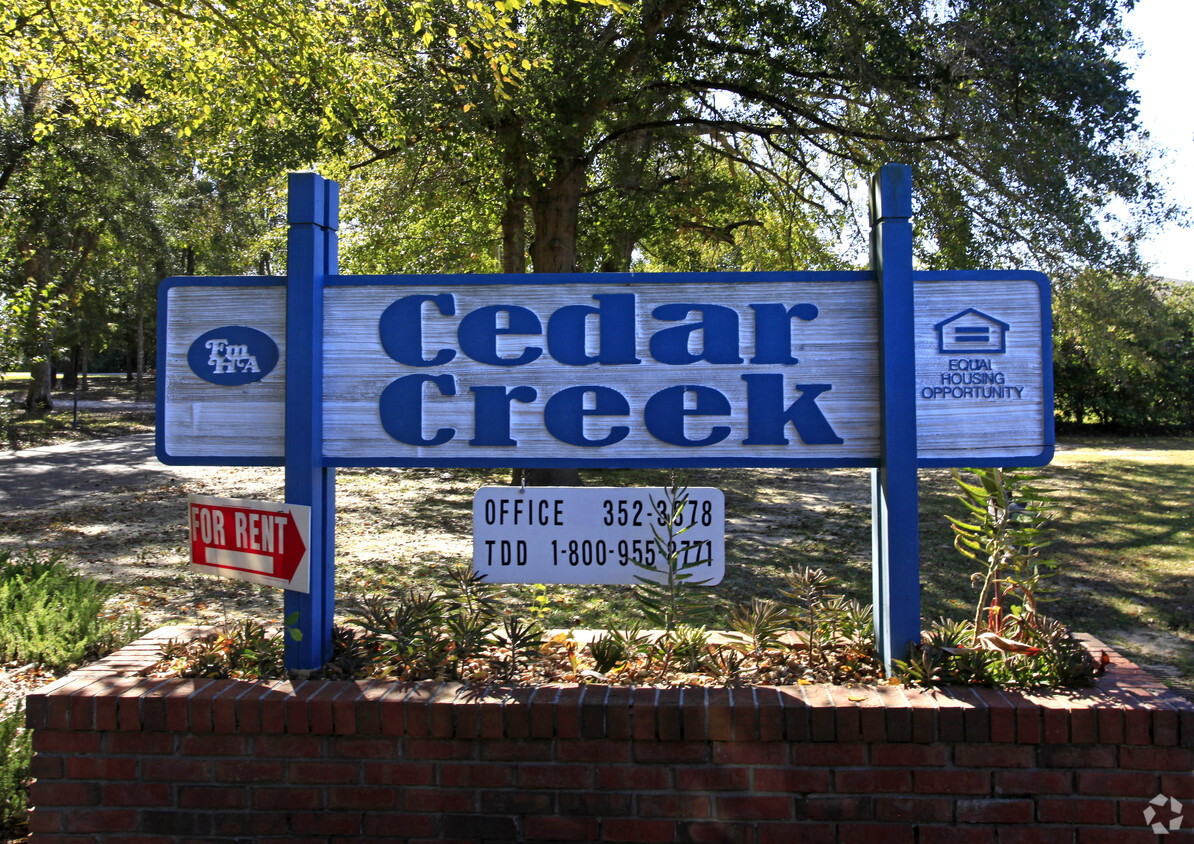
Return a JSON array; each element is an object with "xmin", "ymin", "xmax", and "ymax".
[
  {"xmin": 187, "ymin": 326, "xmax": 279, "ymax": 386},
  {"xmin": 1144, "ymin": 793, "xmax": 1185, "ymax": 835}
]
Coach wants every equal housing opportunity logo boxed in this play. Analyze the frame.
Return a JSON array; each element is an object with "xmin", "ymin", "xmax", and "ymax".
[{"xmin": 1145, "ymin": 793, "xmax": 1186, "ymax": 835}]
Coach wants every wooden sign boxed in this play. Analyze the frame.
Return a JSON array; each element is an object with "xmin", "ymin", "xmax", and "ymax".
[{"xmin": 159, "ymin": 273, "xmax": 1051, "ymax": 468}]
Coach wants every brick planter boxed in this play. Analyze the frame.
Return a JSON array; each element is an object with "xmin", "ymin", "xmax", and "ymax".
[{"xmin": 24, "ymin": 626, "xmax": 1194, "ymax": 842}]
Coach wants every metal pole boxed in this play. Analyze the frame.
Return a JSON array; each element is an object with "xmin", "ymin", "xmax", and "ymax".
[
  {"xmin": 869, "ymin": 163, "xmax": 922, "ymax": 671},
  {"xmin": 284, "ymin": 172, "xmax": 339, "ymax": 671}
]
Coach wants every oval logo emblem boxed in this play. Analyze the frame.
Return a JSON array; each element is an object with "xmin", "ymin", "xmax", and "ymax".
[{"xmin": 187, "ymin": 326, "xmax": 279, "ymax": 386}]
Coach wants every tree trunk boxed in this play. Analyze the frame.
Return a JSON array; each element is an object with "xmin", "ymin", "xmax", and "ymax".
[
  {"xmin": 521, "ymin": 159, "xmax": 591, "ymax": 486},
  {"xmin": 26, "ymin": 359, "xmax": 53, "ymax": 410},
  {"xmin": 62, "ymin": 345, "xmax": 80, "ymax": 391}
]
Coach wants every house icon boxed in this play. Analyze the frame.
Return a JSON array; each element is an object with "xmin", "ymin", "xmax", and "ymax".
[{"xmin": 935, "ymin": 309, "xmax": 1009, "ymax": 354}]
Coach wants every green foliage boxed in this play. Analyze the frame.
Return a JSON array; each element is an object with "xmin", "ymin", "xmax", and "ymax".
[
  {"xmin": 728, "ymin": 597, "xmax": 788, "ymax": 659},
  {"xmin": 896, "ymin": 469, "xmax": 1097, "ymax": 688},
  {"xmin": 0, "ymin": 697, "xmax": 32, "ymax": 841},
  {"xmin": 779, "ymin": 566, "xmax": 875, "ymax": 665},
  {"xmin": 160, "ymin": 618, "xmax": 287, "ymax": 679},
  {"xmin": 1053, "ymin": 270, "xmax": 1194, "ymax": 432},
  {"xmin": 948, "ymin": 468, "xmax": 1055, "ymax": 643},
  {"xmin": 633, "ymin": 480, "xmax": 715, "ymax": 633},
  {"xmin": 0, "ymin": 547, "xmax": 144, "ymax": 671}
]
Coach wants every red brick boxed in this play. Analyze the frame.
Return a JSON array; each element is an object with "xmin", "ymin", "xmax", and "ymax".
[
  {"xmin": 25, "ymin": 808, "xmax": 62, "ymax": 834},
  {"xmin": 254, "ymin": 787, "xmax": 324, "ymax": 810},
  {"xmin": 869, "ymin": 742, "xmax": 949, "ymax": 767},
  {"xmin": 29, "ymin": 755, "xmax": 62, "ymax": 779},
  {"xmin": 826, "ymin": 686, "xmax": 863, "ymax": 742},
  {"xmin": 713, "ymin": 741, "xmax": 787, "ymax": 765},
  {"xmin": 62, "ymin": 808, "xmax": 138, "ymax": 833},
  {"xmin": 792, "ymin": 742, "xmax": 867, "ymax": 766},
  {"xmin": 638, "ymin": 792, "xmax": 712, "ymax": 818},
  {"xmin": 1096, "ymin": 703, "xmax": 1125, "ymax": 744},
  {"xmin": 179, "ymin": 785, "xmax": 249, "ymax": 809},
  {"xmin": 290, "ymin": 760, "xmax": 361, "ymax": 784},
  {"xmin": 776, "ymin": 686, "xmax": 811, "ymax": 741},
  {"xmin": 804, "ymin": 685, "xmax": 836, "ymax": 740},
  {"xmin": 501, "ymin": 685, "xmax": 536, "ymax": 740},
  {"xmin": 254, "ymin": 734, "xmax": 322, "ymax": 758},
  {"xmin": 657, "ymin": 687, "xmax": 684, "ymax": 741},
  {"xmin": 179, "ymin": 733, "xmax": 252, "ymax": 756},
  {"xmin": 596, "ymin": 765, "xmax": 671, "ymax": 790},
  {"xmin": 482, "ymin": 789, "xmax": 554, "ymax": 815},
  {"xmin": 872, "ymin": 685, "xmax": 912, "ymax": 743},
  {"xmin": 327, "ymin": 785, "xmax": 400, "ymax": 809},
  {"xmin": 1152, "ymin": 706, "xmax": 1180, "ymax": 746},
  {"xmin": 874, "ymin": 796, "xmax": 952, "ymax": 823},
  {"xmin": 440, "ymin": 762, "xmax": 514, "ymax": 788},
  {"xmin": 330, "ymin": 681, "xmax": 366, "ymax": 735},
  {"xmin": 632, "ymin": 687, "xmax": 659, "ymax": 741},
  {"xmin": 556, "ymin": 738, "xmax": 632, "ymax": 763},
  {"xmin": 188, "ymin": 679, "xmax": 231, "ymax": 733},
  {"xmin": 142, "ymin": 757, "xmax": 212, "ymax": 783},
  {"xmin": 211, "ymin": 680, "xmax": 249, "ymax": 734},
  {"xmin": 405, "ymin": 737, "xmax": 476, "ymax": 760},
  {"xmin": 1037, "ymin": 797, "xmax": 1116, "ymax": 824},
  {"xmin": 758, "ymin": 821, "xmax": 836, "ymax": 844},
  {"xmin": 677, "ymin": 820, "xmax": 755, "ymax": 844},
  {"xmin": 918, "ymin": 827, "xmax": 996, "ymax": 844},
  {"xmin": 837, "ymin": 823, "xmax": 915, "ymax": 844},
  {"xmin": 716, "ymin": 794, "xmax": 792, "ymax": 820},
  {"xmin": 956, "ymin": 797, "xmax": 1033, "ymax": 824},
  {"xmin": 903, "ymin": 687, "xmax": 939, "ymax": 743},
  {"xmin": 634, "ymin": 741, "xmax": 709, "ymax": 764},
  {"xmin": 806, "ymin": 795, "xmax": 873, "ymax": 821},
  {"xmin": 103, "ymin": 731, "xmax": 174, "ymax": 755},
  {"xmin": 994, "ymin": 769, "xmax": 1073, "ymax": 796},
  {"xmin": 518, "ymin": 763, "xmax": 592, "ymax": 789},
  {"xmin": 29, "ymin": 782, "xmax": 99, "ymax": 807},
  {"xmin": 971, "ymin": 686, "xmax": 1015, "ymax": 743},
  {"xmin": 1001, "ymin": 690, "xmax": 1041, "ymax": 744},
  {"xmin": 756, "ymin": 686, "xmax": 784, "ymax": 741},
  {"xmin": 1120, "ymin": 745, "xmax": 1194, "ymax": 771},
  {"xmin": 933, "ymin": 690, "xmax": 967, "ymax": 742},
  {"xmin": 529, "ymin": 685, "xmax": 560, "ymax": 739},
  {"xmin": 525, "ymin": 816, "xmax": 599, "ymax": 840},
  {"xmin": 949, "ymin": 687, "xmax": 992, "ymax": 742},
  {"xmin": 1160, "ymin": 772, "xmax": 1194, "ymax": 799},
  {"xmin": 403, "ymin": 786, "xmax": 478, "ymax": 813},
  {"xmin": 601, "ymin": 819, "xmax": 676, "ymax": 842},
  {"xmin": 287, "ymin": 811, "xmax": 362, "ymax": 836},
  {"xmin": 63, "ymin": 755, "xmax": 136, "ymax": 780},
  {"xmin": 1038, "ymin": 744, "xmax": 1117, "ymax": 769},
  {"xmin": 579, "ymin": 685, "xmax": 608, "ymax": 739},
  {"xmin": 953, "ymin": 743, "xmax": 1034, "ymax": 768},
  {"xmin": 676, "ymin": 765, "xmax": 751, "ymax": 791},
  {"xmin": 1076, "ymin": 770, "xmax": 1159, "ymax": 796},
  {"xmin": 559, "ymin": 791, "xmax": 633, "ymax": 816},
  {"xmin": 1077, "ymin": 830, "xmax": 1168, "ymax": 844},
  {"xmin": 210, "ymin": 759, "xmax": 288, "ymax": 784},
  {"xmin": 730, "ymin": 686, "xmax": 759, "ymax": 741},
  {"xmin": 362, "ymin": 761, "xmax": 435, "ymax": 786},
  {"xmin": 427, "ymin": 682, "xmax": 465, "ymax": 738},
  {"xmin": 331, "ymin": 736, "xmax": 402, "ymax": 759},
  {"xmin": 100, "ymin": 782, "xmax": 172, "ymax": 807},
  {"xmin": 753, "ymin": 767, "xmax": 833, "ymax": 794},
  {"xmin": 836, "ymin": 768, "xmax": 911, "ymax": 793},
  {"xmin": 31, "ymin": 729, "xmax": 101, "ymax": 754},
  {"xmin": 479, "ymin": 739, "xmax": 552, "ymax": 762},
  {"xmin": 361, "ymin": 812, "xmax": 436, "ymax": 838},
  {"xmin": 913, "ymin": 769, "xmax": 990, "ymax": 795},
  {"xmin": 604, "ymin": 685, "xmax": 633, "ymax": 740},
  {"xmin": 354, "ymin": 681, "xmax": 398, "ymax": 736}
]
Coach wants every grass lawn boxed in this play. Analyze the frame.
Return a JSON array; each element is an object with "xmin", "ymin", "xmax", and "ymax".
[{"xmin": 0, "ymin": 373, "xmax": 154, "ymax": 450}]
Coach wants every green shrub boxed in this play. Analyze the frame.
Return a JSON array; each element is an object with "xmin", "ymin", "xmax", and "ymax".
[
  {"xmin": 0, "ymin": 547, "xmax": 144, "ymax": 671},
  {"xmin": 0, "ymin": 696, "xmax": 31, "ymax": 840}
]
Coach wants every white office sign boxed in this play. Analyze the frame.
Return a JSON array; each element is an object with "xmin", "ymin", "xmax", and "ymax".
[
  {"xmin": 472, "ymin": 486, "xmax": 725, "ymax": 585},
  {"xmin": 158, "ymin": 271, "xmax": 1052, "ymax": 469}
]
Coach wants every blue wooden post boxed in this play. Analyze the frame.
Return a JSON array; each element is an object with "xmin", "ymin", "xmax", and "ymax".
[
  {"xmin": 869, "ymin": 163, "xmax": 922, "ymax": 671},
  {"xmin": 285, "ymin": 172, "xmax": 339, "ymax": 670}
]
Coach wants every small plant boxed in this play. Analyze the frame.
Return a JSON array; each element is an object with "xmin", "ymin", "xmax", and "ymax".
[
  {"xmin": 634, "ymin": 479, "xmax": 714, "ymax": 633},
  {"xmin": 779, "ymin": 566, "xmax": 838, "ymax": 664},
  {"xmin": 1, "ymin": 696, "xmax": 31, "ymax": 841},
  {"xmin": 728, "ymin": 597, "xmax": 788, "ymax": 660},
  {"xmin": 0, "ymin": 547, "xmax": 145, "ymax": 671},
  {"xmin": 160, "ymin": 618, "xmax": 287, "ymax": 679},
  {"xmin": 588, "ymin": 633, "xmax": 630, "ymax": 674},
  {"xmin": 493, "ymin": 616, "xmax": 545, "ymax": 681}
]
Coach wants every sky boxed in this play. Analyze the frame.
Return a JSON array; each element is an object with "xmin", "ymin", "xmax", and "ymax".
[{"xmin": 1123, "ymin": 0, "xmax": 1193, "ymax": 281}]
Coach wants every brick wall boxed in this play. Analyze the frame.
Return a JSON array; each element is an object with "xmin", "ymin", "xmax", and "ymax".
[{"xmin": 24, "ymin": 626, "xmax": 1194, "ymax": 842}]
